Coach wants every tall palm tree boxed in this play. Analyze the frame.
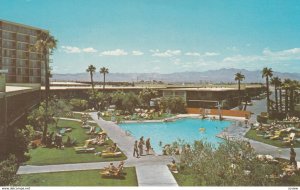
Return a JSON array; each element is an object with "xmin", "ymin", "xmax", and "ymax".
[
  {"xmin": 289, "ymin": 80, "xmax": 298, "ymax": 113},
  {"xmin": 234, "ymin": 72, "xmax": 245, "ymax": 106},
  {"xmin": 86, "ymin": 65, "xmax": 96, "ymax": 93},
  {"xmin": 31, "ymin": 32, "xmax": 57, "ymax": 143},
  {"xmin": 100, "ymin": 67, "xmax": 109, "ymax": 90},
  {"xmin": 282, "ymin": 79, "xmax": 291, "ymax": 114},
  {"xmin": 270, "ymin": 77, "xmax": 281, "ymax": 113},
  {"xmin": 262, "ymin": 67, "xmax": 273, "ymax": 114}
]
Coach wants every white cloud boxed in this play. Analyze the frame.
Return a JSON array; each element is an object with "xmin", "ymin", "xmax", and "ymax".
[
  {"xmin": 151, "ymin": 49, "xmax": 181, "ymax": 57},
  {"xmin": 262, "ymin": 48, "xmax": 300, "ymax": 60},
  {"xmin": 185, "ymin": 52, "xmax": 219, "ymax": 57},
  {"xmin": 172, "ymin": 58, "xmax": 181, "ymax": 65},
  {"xmin": 61, "ymin": 46, "xmax": 81, "ymax": 53},
  {"xmin": 61, "ymin": 46, "xmax": 98, "ymax": 53},
  {"xmin": 132, "ymin": 50, "xmax": 144, "ymax": 56},
  {"xmin": 223, "ymin": 48, "xmax": 300, "ymax": 64},
  {"xmin": 100, "ymin": 49, "xmax": 128, "ymax": 56},
  {"xmin": 82, "ymin": 47, "xmax": 97, "ymax": 53},
  {"xmin": 204, "ymin": 52, "xmax": 219, "ymax": 56},
  {"xmin": 185, "ymin": 52, "xmax": 201, "ymax": 56}
]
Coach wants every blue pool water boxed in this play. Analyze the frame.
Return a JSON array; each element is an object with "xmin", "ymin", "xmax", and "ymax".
[{"xmin": 119, "ymin": 118, "xmax": 233, "ymax": 154}]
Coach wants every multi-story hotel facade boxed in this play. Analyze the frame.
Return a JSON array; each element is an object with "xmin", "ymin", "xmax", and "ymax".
[{"xmin": 0, "ymin": 19, "xmax": 48, "ymax": 84}]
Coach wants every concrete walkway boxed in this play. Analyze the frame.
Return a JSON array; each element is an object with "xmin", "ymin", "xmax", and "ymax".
[{"xmin": 136, "ymin": 164, "xmax": 178, "ymax": 186}]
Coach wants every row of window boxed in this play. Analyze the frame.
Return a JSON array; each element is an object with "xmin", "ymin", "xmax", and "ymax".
[
  {"xmin": 1, "ymin": 31, "xmax": 37, "ymax": 44},
  {"xmin": 1, "ymin": 23, "xmax": 39, "ymax": 36},
  {"xmin": 1, "ymin": 59, "xmax": 44, "ymax": 68},
  {"xmin": 0, "ymin": 66, "xmax": 42, "ymax": 76},
  {"xmin": 6, "ymin": 76, "xmax": 41, "ymax": 83},
  {"xmin": 2, "ymin": 49, "xmax": 47, "ymax": 60}
]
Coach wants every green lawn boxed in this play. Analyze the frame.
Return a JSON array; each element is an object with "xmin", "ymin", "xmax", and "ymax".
[
  {"xmin": 26, "ymin": 120, "xmax": 126, "ymax": 165},
  {"xmin": 62, "ymin": 112, "xmax": 92, "ymax": 120},
  {"xmin": 245, "ymin": 129, "xmax": 300, "ymax": 148},
  {"xmin": 18, "ymin": 167, "xmax": 138, "ymax": 186}
]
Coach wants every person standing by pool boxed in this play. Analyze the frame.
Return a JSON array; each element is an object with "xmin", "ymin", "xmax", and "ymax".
[
  {"xmin": 138, "ymin": 136, "xmax": 145, "ymax": 156},
  {"xmin": 133, "ymin": 140, "xmax": 139, "ymax": 158},
  {"xmin": 289, "ymin": 147, "xmax": 297, "ymax": 168},
  {"xmin": 146, "ymin": 138, "xmax": 151, "ymax": 155},
  {"xmin": 97, "ymin": 111, "xmax": 101, "ymax": 120}
]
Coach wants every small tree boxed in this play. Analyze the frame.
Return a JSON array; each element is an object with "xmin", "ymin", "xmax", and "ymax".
[
  {"xmin": 122, "ymin": 92, "xmax": 141, "ymax": 114},
  {"xmin": 70, "ymin": 98, "xmax": 88, "ymax": 111},
  {"xmin": 111, "ymin": 91, "xmax": 126, "ymax": 110},
  {"xmin": 50, "ymin": 98, "xmax": 72, "ymax": 128},
  {"xmin": 27, "ymin": 101, "xmax": 55, "ymax": 142},
  {"xmin": 139, "ymin": 88, "xmax": 158, "ymax": 109}
]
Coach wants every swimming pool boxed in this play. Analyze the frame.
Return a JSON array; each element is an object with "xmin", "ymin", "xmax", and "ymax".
[{"xmin": 119, "ymin": 118, "xmax": 233, "ymax": 154}]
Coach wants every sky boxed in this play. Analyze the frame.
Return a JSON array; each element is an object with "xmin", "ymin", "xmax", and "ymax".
[{"xmin": 1, "ymin": 0, "xmax": 300, "ymax": 74}]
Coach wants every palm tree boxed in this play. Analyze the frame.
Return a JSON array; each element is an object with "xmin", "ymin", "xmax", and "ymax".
[
  {"xmin": 262, "ymin": 67, "xmax": 273, "ymax": 114},
  {"xmin": 86, "ymin": 65, "xmax": 96, "ymax": 93},
  {"xmin": 100, "ymin": 67, "xmax": 109, "ymax": 90},
  {"xmin": 234, "ymin": 72, "xmax": 245, "ymax": 107},
  {"xmin": 270, "ymin": 77, "xmax": 281, "ymax": 113},
  {"xmin": 31, "ymin": 32, "xmax": 57, "ymax": 143},
  {"xmin": 282, "ymin": 79, "xmax": 291, "ymax": 114},
  {"xmin": 289, "ymin": 80, "xmax": 299, "ymax": 113}
]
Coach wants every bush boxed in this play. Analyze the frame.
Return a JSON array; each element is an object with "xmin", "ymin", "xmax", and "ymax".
[
  {"xmin": 160, "ymin": 97, "xmax": 186, "ymax": 114},
  {"xmin": 0, "ymin": 155, "xmax": 18, "ymax": 186},
  {"xmin": 175, "ymin": 140, "xmax": 281, "ymax": 186},
  {"xmin": 70, "ymin": 98, "xmax": 88, "ymax": 111},
  {"xmin": 257, "ymin": 115, "xmax": 268, "ymax": 124}
]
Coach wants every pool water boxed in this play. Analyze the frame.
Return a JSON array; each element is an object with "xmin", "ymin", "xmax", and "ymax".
[{"xmin": 119, "ymin": 118, "xmax": 233, "ymax": 154}]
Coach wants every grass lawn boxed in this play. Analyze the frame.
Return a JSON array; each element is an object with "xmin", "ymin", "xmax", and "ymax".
[
  {"xmin": 245, "ymin": 129, "xmax": 300, "ymax": 148},
  {"xmin": 18, "ymin": 167, "xmax": 138, "ymax": 186},
  {"xmin": 62, "ymin": 112, "xmax": 92, "ymax": 120},
  {"xmin": 172, "ymin": 168, "xmax": 200, "ymax": 186},
  {"xmin": 26, "ymin": 119, "xmax": 126, "ymax": 165},
  {"xmin": 102, "ymin": 113, "xmax": 174, "ymax": 121}
]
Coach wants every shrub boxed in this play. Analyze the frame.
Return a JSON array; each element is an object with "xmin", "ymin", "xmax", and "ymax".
[
  {"xmin": 70, "ymin": 98, "xmax": 88, "ymax": 111},
  {"xmin": 0, "ymin": 155, "xmax": 18, "ymax": 186}
]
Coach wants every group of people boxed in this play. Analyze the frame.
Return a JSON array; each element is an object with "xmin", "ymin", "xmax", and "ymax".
[
  {"xmin": 45, "ymin": 132, "xmax": 64, "ymax": 149},
  {"xmin": 102, "ymin": 161, "xmax": 125, "ymax": 176},
  {"xmin": 84, "ymin": 132, "xmax": 107, "ymax": 147},
  {"xmin": 133, "ymin": 136, "xmax": 151, "ymax": 158}
]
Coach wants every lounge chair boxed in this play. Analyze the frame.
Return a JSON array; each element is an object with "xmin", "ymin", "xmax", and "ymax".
[
  {"xmin": 283, "ymin": 133, "xmax": 296, "ymax": 144},
  {"xmin": 74, "ymin": 147, "xmax": 95, "ymax": 153},
  {"xmin": 101, "ymin": 151, "xmax": 122, "ymax": 158}
]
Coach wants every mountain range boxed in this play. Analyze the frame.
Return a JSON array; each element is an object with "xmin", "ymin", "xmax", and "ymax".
[{"xmin": 52, "ymin": 68, "xmax": 300, "ymax": 83}]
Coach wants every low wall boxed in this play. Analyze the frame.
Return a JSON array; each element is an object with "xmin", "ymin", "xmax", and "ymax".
[{"xmin": 186, "ymin": 107, "xmax": 251, "ymax": 118}]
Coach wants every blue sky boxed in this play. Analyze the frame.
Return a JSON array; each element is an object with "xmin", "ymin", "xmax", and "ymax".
[{"xmin": 1, "ymin": 0, "xmax": 300, "ymax": 74}]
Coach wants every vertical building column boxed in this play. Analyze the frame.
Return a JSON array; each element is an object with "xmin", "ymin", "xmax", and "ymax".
[{"xmin": 0, "ymin": 70, "xmax": 8, "ymax": 155}]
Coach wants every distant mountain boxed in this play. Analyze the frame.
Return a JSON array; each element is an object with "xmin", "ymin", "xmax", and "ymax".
[{"xmin": 52, "ymin": 68, "xmax": 300, "ymax": 83}]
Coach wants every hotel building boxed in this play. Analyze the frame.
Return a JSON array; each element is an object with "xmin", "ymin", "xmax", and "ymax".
[{"xmin": 0, "ymin": 19, "xmax": 48, "ymax": 84}]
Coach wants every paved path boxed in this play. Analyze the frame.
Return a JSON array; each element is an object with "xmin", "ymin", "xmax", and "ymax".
[{"xmin": 136, "ymin": 165, "xmax": 178, "ymax": 186}]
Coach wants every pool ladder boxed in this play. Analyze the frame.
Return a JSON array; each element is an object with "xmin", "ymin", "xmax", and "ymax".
[{"xmin": 125, "ymin": 130, "xmax": 132, "ymax": 136}]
